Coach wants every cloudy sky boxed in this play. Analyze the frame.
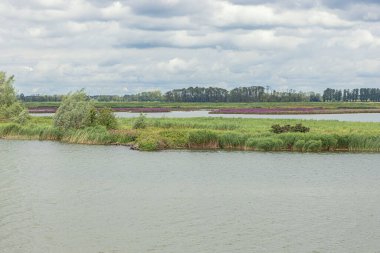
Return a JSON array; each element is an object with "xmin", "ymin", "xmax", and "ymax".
[{"xmin": 1, "ymin": 0, "xmax": 380, "ymax": 95}]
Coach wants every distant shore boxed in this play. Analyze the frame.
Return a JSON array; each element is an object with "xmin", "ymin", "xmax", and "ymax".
[{"xmin": 26, "ymin": 101, "xmax": 380, "ymax": 114}]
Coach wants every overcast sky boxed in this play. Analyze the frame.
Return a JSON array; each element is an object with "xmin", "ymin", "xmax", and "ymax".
[{"xmin": 1, "ymin": 0, "xmax": 380, "ymax": 95}]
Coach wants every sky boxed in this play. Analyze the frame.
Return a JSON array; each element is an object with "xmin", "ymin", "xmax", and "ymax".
[{"xmin": 1, "ymin": 0, "xmax": 380, "ymax": 95}]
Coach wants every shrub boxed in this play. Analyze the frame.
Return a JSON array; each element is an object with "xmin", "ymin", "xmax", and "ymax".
[
  {"xmin": 96, "ymin": 107, "xmax": 117, "ymax": 129},
  {"xmin": 0, "ymin": 71, "xmax": 30, "ymax": 124},
  {"xmin": 271, "ymin": 123, "xmax": 310, "ymax": 134},
  {"xmin": 54, "ymin": 90, "xmax": 97, "ymax": 129},
  {"xmin": 132, "ymin": 113, "xmax": 147, "ymax": 129}
]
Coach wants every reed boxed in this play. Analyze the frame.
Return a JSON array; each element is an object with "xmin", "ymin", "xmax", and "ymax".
[{"xmin": 2, "ymin": 116, "xmax": 380, "ymax": 152}]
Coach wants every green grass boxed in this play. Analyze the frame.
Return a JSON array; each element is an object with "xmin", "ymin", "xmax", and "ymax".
[{"xmin": 1, "ymin": 116, "xmax": 380, "ymax": 152}]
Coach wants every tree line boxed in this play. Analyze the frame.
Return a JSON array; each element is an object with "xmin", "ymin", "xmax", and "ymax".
[
  {"xmin": 322, "ymin": 88, "xmax": 380, "ymax": 102},
  {"xmin": 17, "ymin": 86, "xmax": 380, "ymax": 103},
  {"xmin": 19, "ymin": 86, "xmax": 321, "ymax": 103}
]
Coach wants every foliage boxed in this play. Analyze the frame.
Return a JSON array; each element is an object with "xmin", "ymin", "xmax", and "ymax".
[
  {"xmin": 96, "ymin": 107, "xmax": 118, "ymax": 129},
  {"xmin": 271, "ymin": 123, "xmax": 310, "ymax": 134},
  {"xmin": 53, "ymin": 90, "xmax": 97, "ymax": 129},
  {"xmin": 2, "ymin": 116, "xmax": 380, "ymax": 152},
  {"xmin": 188, "ymin": 130, "xmax": 218, "ymax": 147},
  {"xmin": 0, "ymin": 71, "xmax": 30, "ymax": 124},
  {"xmin": 132, "ymin": 113, "xmax": 147, "ymax": 129}
]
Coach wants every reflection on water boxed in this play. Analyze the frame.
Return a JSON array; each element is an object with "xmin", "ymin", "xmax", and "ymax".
[
  {"xmin": 31, "ymin": 111, "xmax": 380, "ymax": 122},
  {"xmin": 1, "ymin": 140, "xmax": 380, "ymax": 253}
]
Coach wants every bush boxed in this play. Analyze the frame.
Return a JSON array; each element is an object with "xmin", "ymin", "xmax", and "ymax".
[
  {"xmin": 132, "ymin": 113, "xmax": 147, "ymax": 129},
  {"xmin": 96, "ymin": 107, "xmax": 117, "ymax": 129},
  {"xmin": 54, "ymin": 90, "xmax": 97, "ymax": 129},
  {"xmin": 0, "ymin": 72, "xmax": 30, "ymax": 124},
  {"xmin": 271, "ymin": 123, "xmax": 310, "ymax": 134}
]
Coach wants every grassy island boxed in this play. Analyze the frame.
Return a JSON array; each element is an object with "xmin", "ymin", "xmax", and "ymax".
[{"xmin": 1, "ymin": 116, "xmax": 380, "ymax": 152}]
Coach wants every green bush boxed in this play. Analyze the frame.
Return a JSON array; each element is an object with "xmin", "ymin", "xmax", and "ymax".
[
  {"xmin": 271, "ymin": 123, "xmax": 310, "ymax": 134},
  {"xmin": 0, "ymin": 72, "xmax": 30, "ymax": 124},
  {"xmin": 132, "ymin": 113, "xmax": 147, "ymax": 129},
  {"xmin": 54, "ymin": 90, "xmax": 97, "ymax": 129},
  {"xmin": 96, "ymin": 107, "xmax": 118, "ymax": 129}
]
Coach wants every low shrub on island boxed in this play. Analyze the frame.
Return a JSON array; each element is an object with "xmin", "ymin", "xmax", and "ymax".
[{"xmin": 271, "ymin": 123, "xmax": 310, "ymax": 134}]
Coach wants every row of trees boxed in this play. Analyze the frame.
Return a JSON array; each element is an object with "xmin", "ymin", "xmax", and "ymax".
[
  {"xmin": 322, "ymin": 88, "xmax": 380, "ymax": 102},
  {"xmin": 164, "ymin": 86, "xmax": 320, "ymax": 102},
  {"xmin": 16, "ymin": 85, "xmax": 380, "ymax": 103},
  {"xmin": 19, "ymin": 86, "xmax": 322, "ymax": 103}
]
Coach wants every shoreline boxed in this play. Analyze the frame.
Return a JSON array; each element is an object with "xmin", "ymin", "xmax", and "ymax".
[
  {"xmin": 1, "ymin": 117, "xmax": 380, "ymax": 152},
  {"xmin": 28, "ymin": 107, "xmax": 380, "ymax": 115},
  {"xmin": 1, "ymin": 136, "xmax": 380, "ymax": 153}
]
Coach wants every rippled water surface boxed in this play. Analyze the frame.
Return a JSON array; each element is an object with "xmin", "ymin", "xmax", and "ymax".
[
  {"xmin": 31, "ymin": 111, "xmax": 380, "ymax": 122},
  {"xmin": 1, "ymin": 140, "xmax": 380, "ymax": 253}
]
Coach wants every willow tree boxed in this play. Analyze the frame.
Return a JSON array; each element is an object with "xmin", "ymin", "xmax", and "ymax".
[
  {"xmin": 53, "ymin": 90, "xmax": 97, "ymax": 129},
  {"xmin": 53, "ymin": 90, "xmax": 117, "ymax": 129},
  {"xmin": 0, "ymin": 71, "xmax": 29, "ymax": 123}
]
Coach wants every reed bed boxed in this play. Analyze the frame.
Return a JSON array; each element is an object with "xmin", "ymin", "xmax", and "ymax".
[{"xmin": 1, "ymin": 116, "xmax": 380, "ymax": 152}]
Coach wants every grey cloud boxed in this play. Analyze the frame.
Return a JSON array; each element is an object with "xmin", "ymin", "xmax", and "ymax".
[{"xmin": 0, "ymin": 0, "xmax": 379, "ymax": 94}]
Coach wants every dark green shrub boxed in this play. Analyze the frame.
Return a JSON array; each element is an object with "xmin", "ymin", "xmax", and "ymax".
[{"xmin": 271, "ymin": 123, "xmax": 310, "ymax": 134}]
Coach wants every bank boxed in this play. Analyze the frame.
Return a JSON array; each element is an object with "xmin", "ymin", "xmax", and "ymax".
[{"xmin": 1, "ymin": 116, "xmax": 380, "ymax": 152}]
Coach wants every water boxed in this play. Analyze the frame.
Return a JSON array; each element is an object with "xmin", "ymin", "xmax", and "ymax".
[
  {"xmin": 31, "ymin": 111, "xmax": 380, "ymax": 122},
  {"xmin": 1, "ymin": 140, "xmax": 380, "ymax": 253}
]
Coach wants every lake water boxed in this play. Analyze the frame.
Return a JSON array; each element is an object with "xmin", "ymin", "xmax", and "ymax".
[
  {"xmin": 31, "ymin": 111, "xmax": 380, "ymax": 122},
  {"xmin": 1, "ymin": 140, "xmax": 380, "ymax": 253}
]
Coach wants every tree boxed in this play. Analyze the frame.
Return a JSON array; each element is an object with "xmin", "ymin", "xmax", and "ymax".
[
  {"xmin": 0, "ymin": 71, "xmax": 30, "ymax": 124},
  {"xmin": 96, "ymin": 107, "xmax": 118, "ymax": 129},
  {"xmin": 53, "ymin": 90, "xmax": 97, "ymax": 129}
]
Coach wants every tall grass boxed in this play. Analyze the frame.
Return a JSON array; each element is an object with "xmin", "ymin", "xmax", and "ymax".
[{"xmin": 2, "ymin": 116, "xmax": 380, "ymax": 152}]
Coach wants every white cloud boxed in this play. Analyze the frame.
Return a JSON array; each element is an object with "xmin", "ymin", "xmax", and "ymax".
[{"xmin": 0, "ymin": 0, "xmax": 379, "ymax": 94}]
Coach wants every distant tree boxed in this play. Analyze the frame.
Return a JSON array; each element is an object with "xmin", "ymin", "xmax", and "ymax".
[{"xmin": 0, "ymin": 71, "xmax": 30, "ymax": 124}]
